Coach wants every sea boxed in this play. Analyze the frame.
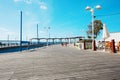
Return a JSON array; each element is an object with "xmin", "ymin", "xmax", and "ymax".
[{"xmin": 0, "ymin": 40, "xmax": 60, "ymax": 53}]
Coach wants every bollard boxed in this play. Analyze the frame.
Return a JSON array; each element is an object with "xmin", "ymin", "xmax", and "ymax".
[
  {"xmin": 83, "ymin": 41, "xmax": 86, "ymax": 50},
  {"xmin": 111, "ymin": 39, "xmax": 116, "ymax": 53},
  {"xmin": 92, "ymin": 40, "xmax": 96, "ymax": 51}
]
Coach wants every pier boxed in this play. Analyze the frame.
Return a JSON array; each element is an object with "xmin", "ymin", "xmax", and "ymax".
[
  {"xmin": 0, "ymin": 36, "xmax": 85, "ymax": 53},
  {"xmin": 0, "ymin": 45, "xmax": 120, "ymax": 80},
  {"xmin": 30, "ymin": 36, "xmax": 84, "ymax": 44}
]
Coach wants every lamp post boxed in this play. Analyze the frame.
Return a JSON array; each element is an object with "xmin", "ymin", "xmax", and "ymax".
[
  {"xmin": 20, "ymin": 11, "xmax": 22, "ymax": 51},
  {"xmin": 37, "ymin": 24, "xmax": 39, "ymax": 39},
  {"xmin": 37, "ymin": 24, "xmax": 40, "ymax": 44},
  {"xmin": 85, "ymin": 5, "xmax": 101, "ymax": 51},
  {"xmin": 44, "ymin": 27, "xmax": 50, "ymax": 46},
  {"xmin": 7, "ymin": 35, "xmax": 9, "ymax": 46}
]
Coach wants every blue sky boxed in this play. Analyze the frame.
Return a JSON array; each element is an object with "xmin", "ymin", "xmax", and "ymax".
[{"xmin": 0, "ymin": 0, "xmax": 120, "ymax": 40}]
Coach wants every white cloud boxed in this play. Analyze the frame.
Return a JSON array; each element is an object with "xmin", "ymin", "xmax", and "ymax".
[
  {"xmin": 14, "ymin": 0, "xmax": 32, "ymax": 4},
  {"xmin": 39, "ymin": 2, "xmax": 48, "ymax": 10},
  {"xmin": 24, "ymin": 0, "xmax": 32, "ymax": 4},
  {"xmin": 40, "ymin": 5, "xmax": 48, "ymax": 10},
  {"xmin": 14, "ymin": 0, "xmax": 48, "ymax": 10},
  {"xmin": 14, "ymin": 0, "xmax": 22, "ymax": 2}
]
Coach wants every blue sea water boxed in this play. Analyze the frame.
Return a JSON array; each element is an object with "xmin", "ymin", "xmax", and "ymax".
[
  {"xmin": 0, "ymin": 42, "xmax": 61, "ymax": 54},
  {"xmin": 0, "ymin": 41, "xmax": 46, "ymax": 53},
  {"xmin": 0, "ymin": 45, "xmax": 42, "ymax": 53}
]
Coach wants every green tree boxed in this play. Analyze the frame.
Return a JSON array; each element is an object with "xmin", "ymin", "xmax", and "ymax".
[{"xmin": 86, "ymin": 20, "xmax": 103, "ymax": 39}]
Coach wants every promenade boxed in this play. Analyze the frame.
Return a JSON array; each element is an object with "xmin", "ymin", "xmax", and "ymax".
[{"xmin": 0, "ymin": 45, "xmax": 120, "ymax": 80}]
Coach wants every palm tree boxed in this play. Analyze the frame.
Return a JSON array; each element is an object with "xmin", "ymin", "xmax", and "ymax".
[{"xmin": 86, "ymin": 20, "xmax": 103, "ymax": 39}]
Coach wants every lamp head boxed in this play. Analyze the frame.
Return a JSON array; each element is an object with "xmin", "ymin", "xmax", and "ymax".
[
  {"xmin": 85, "ymin": 6, "xmax": 91, "ymax": 10},
  {"xmin": 96, "ymin": 5, "xmax": 101, "ymax": 10}
]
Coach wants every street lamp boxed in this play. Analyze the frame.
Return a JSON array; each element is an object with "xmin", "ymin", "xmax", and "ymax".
[
  {"xmin": 20, "ymin": 11, "xmax": 22, "ymax": 51},
  {"xmin": 44, "ymin": 27, "xmax": 50, "ymax": 46},
  {"xmin": 37, "ymin": 24, "xmax": 40, "ymax": 44},
  {"xmin": 85, "ymin": 5, "xmax": 101, "ymax": 51},
  {"xmin": 37, "ymin": 24, "xmax": 39, "ymax": 39}
]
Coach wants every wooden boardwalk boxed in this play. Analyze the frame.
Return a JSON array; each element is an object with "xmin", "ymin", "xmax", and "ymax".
[{"xmin": 0, "ymin": 45, "xmax": 120, "ymax": 80}]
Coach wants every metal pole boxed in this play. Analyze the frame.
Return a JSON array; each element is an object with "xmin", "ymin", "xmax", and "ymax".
[
  {"xmin": 49, "ymin": 30, "xmax": 50, "ymax": 45},
  {"xmin": 48, "ymin": 27, "xmax": 50, "ymax": 46},
  {"xmin": 91, "ymin": 9, "xmax": 95, "ymax": 51},
  {"xmin": 47, "ymin": 27, "xmax": 50, "ymax": 46},
  {"xmin": 47, "ymin": 28, "xmax": 48, "ymax": 46},
  {"xmin": 37, "ymin": 24, "xmax": 39, "ymax": 44},
  {"xmin": 20, "ymin": 11, "xmax": 22, "ymax": 51},
  {"xmin": 91, "ymin": 9, "xmax": 94, "ymax": 42},
  {"xmin": 8, "ymin": 35, "xmax": 9, "ymax": 46},
  {"xmin": 37, "ymin": 24, "xmax": 38, "ymax": 38}
]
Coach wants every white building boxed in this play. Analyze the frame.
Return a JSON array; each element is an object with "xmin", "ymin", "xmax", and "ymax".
[{"xmin": 105, "ymin": 32, "xmax": 120, "ymax": 45}]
